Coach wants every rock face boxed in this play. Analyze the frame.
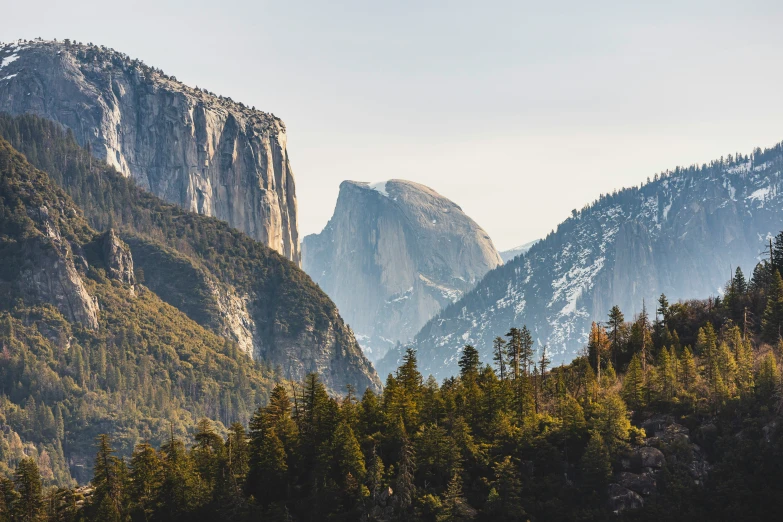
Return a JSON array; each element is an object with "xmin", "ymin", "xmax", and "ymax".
[
  {"xmin": 0, "ymin": 115, "xmax": 381, "ymax": 393},
  {"xmin": 0, "ymin": 39, "xmax": 300, "ymax": 264},
  {"xmin": 303, "ymin": 180, "xmax": 502, "ymax": 361},
  {"xmin": 393, "ymin": 145, "xmax": 783, "ymax": 380},
  {"xmin": 102, "ymin": 229, "xmax": 135, "ymax": 286},
  {"xmin": 19, "ymin": 232, "xmax": 99, "ymax": 330}
]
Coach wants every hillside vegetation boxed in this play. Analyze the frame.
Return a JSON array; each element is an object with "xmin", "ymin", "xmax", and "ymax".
[{"xmin": 4, "ymin": 233, "xmax": 783, "ymax": 520}]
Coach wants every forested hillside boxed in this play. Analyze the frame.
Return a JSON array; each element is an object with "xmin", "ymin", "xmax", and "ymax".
[
  {"xmin": 0, "ymin": 114, "xmax": 380, "ymax": 393},
  {"xmin": 387, "ymin": 142, "xmax": 783, "ymax": 380},
  {"xmin": 5, "ymin": 236, "xmax": 783, "ymax": 521},
  {"xmin": 0, "ymin": 136, "xmax": 274, "ymax": 485}
]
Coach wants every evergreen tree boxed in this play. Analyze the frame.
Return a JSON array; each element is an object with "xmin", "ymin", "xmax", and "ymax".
[
  {"xmin": 394, "ymin": 422, "xmax": 416, "ymax": 519},
  {"xmin": 622, "ymin": 354, "xmax": 645, "ymax": 410},
  {"xmin": 762, "ymin": 270, "xmax": 783, "ymax": 341},
  {"xmin": 579, "ymin": 431, "xmax": 612, "ymax": 494},
  {"xmin": 436, "ymin": 473, "xmax": 475, "ymax": 522},
  {"xmin": 458, "ymin": 345, "xmax": 480, "ymax": 379},
  {"xmin": 607, "ymin": 305, "xmax": 625, "ymax": 366},
  {"xmin": 90, "ymin": 435, "xmax": 126, "ymax": 522},
  {"xmin": 492, "ymin": 337, "xmax": 507, "ymax": 381},
  {"xmin": 128, "ymin": 441, "xmax": 163, "ymax": 522},
  {"xmin": 13, "ymin": 458, "xmax": 42, "ymax": 522},
  {"xmin": 756, "ymin": 352, "xmax": 779, "ymax": 400},
  {"xmin": 680, "ymin": 346, "xmax": 697, "ymax": 393}
]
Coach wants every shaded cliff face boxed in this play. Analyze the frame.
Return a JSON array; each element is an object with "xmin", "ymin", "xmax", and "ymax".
[
  {"xmin": 0, "ymin": 39, "xmax": 299, "ymax": 264},
  {"xmin": 303, "ymin": 179, "xmax": 501, "ymax": 361},
  {"xmin": 380, "ymin": 144, "xmax": 783, "ymax": 380},
  {"xmin": 0, "ymin": 114, "xmax": 380, "ymax": 393}
]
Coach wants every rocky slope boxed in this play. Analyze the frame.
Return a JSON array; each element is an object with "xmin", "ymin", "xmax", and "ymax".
[
  {"xmin": 303, "ymin": 179, "xmax": 501, "ymax": 361},
  {"xmin": 0, "ymin": 38, "xmax": 300, "ymax": 264},
  {"xmin": 379, "ymin": 143, "xmax": 783, "ymax": 379},
  {"xmin": 0, "ymin": 114, "xmax": 380, "ymax": 393},
  {"xmin": 0, "ymin": 133, "xmax": 282, "ymax": 482}
]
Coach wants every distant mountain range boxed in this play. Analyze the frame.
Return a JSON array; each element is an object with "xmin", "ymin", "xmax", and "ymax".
[
  {"xmin": 378, "ymin": 143, "xmax": 783, "ymax": 380},
  {"xmin": 303, "ymin": 179, "xmax": 501, "ymax": 361},
  {"xmin": 500, "ymin": 240, "xmax": 540, "ymax": 263}
]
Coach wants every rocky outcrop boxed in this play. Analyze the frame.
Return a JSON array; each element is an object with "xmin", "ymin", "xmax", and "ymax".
[
  {"xmin": 102, "ymin": 229, "xmax": 135, "ymax": 286},
  {"xmin": 400, "ymin": 145, "xmax": 783, "ymax": 380},
  {"xmin": 607, "ymin": 483, "xmax": 644, "ymax": 514},
  {"xmin": 303, "ymin": 179, "xmax": 501, "ymax": 361},
  {"xmin": 0, "ymin": 39, "xmax": 300, "ymax": 264},
  {"xmin": 19, "ymin": 233, "xmax": 99, "ymax": 330}
]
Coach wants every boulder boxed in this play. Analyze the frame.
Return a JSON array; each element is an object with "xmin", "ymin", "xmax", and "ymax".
[
  {"xmin": 608, "ymin": 483, "xmax": 644, "ymax": 514},
  {"xmin": 616, "ymin": 472, "xmax": 657, "ymax": 496},
  {"xmin": 636, "ymin": 447, "xmax": 665, "ymax": 469}
]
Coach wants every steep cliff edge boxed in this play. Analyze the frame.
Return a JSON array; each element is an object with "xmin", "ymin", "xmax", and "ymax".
[
  {"xmin": 0, "ymin": 114, "xmax": 380, "ymax": 393},
  {"xmin": 0, "ymin": 38, "xmax": 299, "ymax": 264},
  {"xmin": 382, "ymin": 144, "xmax": 783, "ymax": 380},
  {"xmin": 303, "ymin": 179, "xmax": 501, "ymax": 361}
]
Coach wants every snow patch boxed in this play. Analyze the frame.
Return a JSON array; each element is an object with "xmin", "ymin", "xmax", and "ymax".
[
  {"xmin": 747, "ymin": 186, "xmax": 771, "ymax": 205},
  {"xmin": 0, "ymin": 53, "xmax": 19, "ymax": 69},
  {"xmin": 370, "ymin": 181, "xmax": 389, "ymax": 197}
]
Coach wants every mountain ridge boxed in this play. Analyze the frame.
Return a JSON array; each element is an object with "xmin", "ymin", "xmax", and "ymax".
[{"xmin": 378, "ymin": 141, "xmax": 783, "ymax": 379}]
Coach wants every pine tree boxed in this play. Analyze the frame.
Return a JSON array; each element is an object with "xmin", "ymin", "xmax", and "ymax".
[
  {"xmin": 90, "ymin": 434, "xmax": 125, "ymax": 522},
  {"xmin": 762, "ymin": 270, "xmax": 783, "ymax": 341},
  {"xmin": 128, "ymin": 441, "xmax": 163, "ymax": 522},
  {"xmin": 485, "ymin": 456, "xmax": 526, "ymax": 521},
  {"xmin": 394, "ymin": 422, "xmax": 416, "ymax": 518},
  {"xmin": 520, "ymin": 326, "xmax": 534, "ymax": 376},
  {"xmin": 334, "ymin": 419, "xmax": 366, "ymax": 489},
  {"xmin": 436, "ymin": 472, "xmax": 476, "ymax": 522},
  {"xmin": 505, "ymin": 328, "xmax": 522, "ymax": 379},
  {"xmin": 622, "ymin": 354, "xmax": 645, "ymax": 409},
  {"xmin": 0, "ymin": 477, "xmax": 17, "ymax": 522},
  {"xmin": 458, "ymin": 345, "xmax": 480, "ymax": 379},
  {"xmin": 580, "ymin": 431, "xmax": 612, "ymax": 494},
  {"xmin": 680, "ymin": 346, "xmax": 697, "ymax": 393},
  {"xmin": 492, "ymin": 337, "xmax": 507, "ymax": 381},
  {"xmin": 756, "ymin": 352, "xmax": 779, "ymax": 400},
  {"xmin": 13, "ymin": 457, "xmax": 43, "ymax": 522},
  {"xmin": 607, "ymin": 305, "xmax": 625, "ymax": 366}
]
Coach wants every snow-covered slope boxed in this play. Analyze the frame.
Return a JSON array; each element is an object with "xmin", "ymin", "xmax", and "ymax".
[{"xmin": 378, "ymin": 144, "xmax": 783, "ymax": 380}]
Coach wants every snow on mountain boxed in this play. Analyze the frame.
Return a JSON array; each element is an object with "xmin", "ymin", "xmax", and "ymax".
[{"xmin": 377, "ymin": 143, "xmax": 783, "ymax": 380}]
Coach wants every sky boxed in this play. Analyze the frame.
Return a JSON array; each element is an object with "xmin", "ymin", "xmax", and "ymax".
[{"xmin": 3, "ymin": 0, "xmax": 783, "ymax": 250}]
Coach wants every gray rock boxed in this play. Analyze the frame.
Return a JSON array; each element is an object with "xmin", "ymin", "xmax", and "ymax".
[
  {"xmin": 19, "ymin": 235, "xmax": 99, "ymax": 330},
  {"xmin": 638, "ymin": 447, "xmax": 666, "ymax": 469},
  {"xmin": 608, "ymin": 483, "xmax": 644, "ymax": 514},
  {"xmin": 102, "ymin": 229, "xmax": 135, "ymax": 286},
  {"xmin": 616, "ymin": 472, "xmax": 657, "ymax": 496},
  {"xmin": 303, "ymin": 180, "xmax": 501, "ymax": 362},
  {"xmin": 0, "ymin": 40, "xmax": 300, "ymax": 264}
]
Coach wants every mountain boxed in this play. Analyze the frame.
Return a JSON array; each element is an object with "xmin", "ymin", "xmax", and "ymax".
[
  {"xmin": 302, "ymin": 179, "xmax": 501, "ymax": 361},
  {"xmin": 380, "ymin": 143, "xmax": 783, "ymax": 380},
  {"xmin": 0, "ymin": 133, "xmax": 278, "ymax": 483},
  {"xmin": 500, "ymin": 239, "xmax": 539, "ymax": 263},
  {"xmin": 0, "ymin": 38, "xmax": 300, "ymax": 264},
  {"xmin": 0, "ymin": 114, "xmax": 380, "ymax": 395}
]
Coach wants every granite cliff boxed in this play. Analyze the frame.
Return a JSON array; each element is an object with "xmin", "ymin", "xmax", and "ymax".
[
  {"xmin": 0, "ymin": 114, "xmax": 380, "ymax": 393},
  {"xmin": 0, "ymin": 38, "xmax": 299, "ymax": 263},
  {"xmin": 303, "ymin": 179, "xmax": 501, "ymax": 361}
]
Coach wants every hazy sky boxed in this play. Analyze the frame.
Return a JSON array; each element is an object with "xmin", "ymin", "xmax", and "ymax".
[{"xmin": 3, "ymin": 0, "xmax": 783, "ymax": 250}]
